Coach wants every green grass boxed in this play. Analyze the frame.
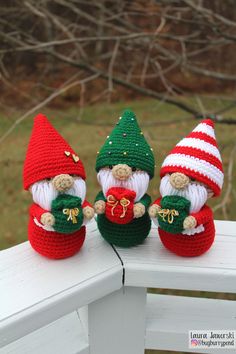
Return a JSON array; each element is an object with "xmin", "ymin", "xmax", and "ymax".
[{"xmin": 1, "ymin": 97, "xmax": 236, "ymax": 354}]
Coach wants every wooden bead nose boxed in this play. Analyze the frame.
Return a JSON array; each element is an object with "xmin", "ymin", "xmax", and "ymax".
[
  {"xmin": 112, "ymin": 164, "xmax": 132, "ymax": 181},
  {"xmin": 169, "ymin": 172, "xmax": 190, "ymax": 189},
  {"xmin": 52, "ymin": 174, "xmax": 74, "ymax": 192}
]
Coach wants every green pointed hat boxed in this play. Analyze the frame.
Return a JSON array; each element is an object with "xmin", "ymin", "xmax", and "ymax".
[{"xmin": 96, "ymin": 110, "xmax": 155, "ymax": 178}]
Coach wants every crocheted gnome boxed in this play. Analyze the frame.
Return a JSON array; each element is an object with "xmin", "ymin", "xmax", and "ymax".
[
  {"xmin": 94, "ymin": 109, "xmax": 155, "ymax": 247},
  {"xmin": 149, "ymin": 119, "xmax": 224, "ymax": 257},
  {"xmin": 23, "ymin": 114, "xmax": 94, "ymax": 259}
]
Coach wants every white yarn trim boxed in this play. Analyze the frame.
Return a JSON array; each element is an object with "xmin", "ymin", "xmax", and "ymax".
[
  {"xmin": 177, "ymin": 137, "xmax": 222, "ymax": 161},
  {"xmin": 161, "ymin": 153, "xmax": 224, "ymax": 189},
  {"xmin": 152, "ymin": 217, "xmax": 159, "ymax": 227},
  {"xmin": 153, "ymin": 217, "xmax": 204, "ymax": 236},
  {"xmin": 182, "ymin": 224, "xmax": 205, "ymax": 236},
  {"xmin": 34, "ymin": 216, "xmax": 87, "ymax": 230},
  {"xmin": 192, "ymin": 122, "xmax": 216, "ymax": 139}
]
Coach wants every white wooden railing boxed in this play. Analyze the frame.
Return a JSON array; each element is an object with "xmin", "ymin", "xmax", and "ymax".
[{"xmin": 0, "ymin": 220, "xmax": 236, "ymax": 354}]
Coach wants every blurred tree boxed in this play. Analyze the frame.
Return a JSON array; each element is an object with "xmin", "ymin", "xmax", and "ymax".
[{"xmin": 0, "ymin": 0, "xmax": 236, "ymax": 122}]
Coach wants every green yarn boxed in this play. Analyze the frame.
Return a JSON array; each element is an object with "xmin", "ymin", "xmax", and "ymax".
[
  {"xmin": 95, "ymin": 190, "xmax": 106, "ymax": 203},
  {"xmin": 51, "ymin": 194, "xmax": 83, "ymax": 234},
  {"xmin": 95, "ymin": 190, "xmax": 152, "ymax": 247},
  {"xmin": 97, "ymin": 212, "xmax": 151, "ymax": 247},
  {"xmin": 138, "ymin": 193, "xmax": 151, "ymax": 209},
  {"xmin": 96, "ymin": 109, "xmax": 155, "ymax": 178},
  {"xmin": 157, "ymin": 195, "xmax": 190, "ymax": 234}
]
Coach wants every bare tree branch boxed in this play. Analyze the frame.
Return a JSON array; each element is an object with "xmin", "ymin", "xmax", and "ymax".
[{"xmin": 0, "ymin": 73, "xmax": 99, "ymax": 144}]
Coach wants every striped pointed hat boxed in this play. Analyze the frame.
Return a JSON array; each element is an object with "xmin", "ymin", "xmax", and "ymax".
[{"xmin": 160, "ymin": 119, "xmax": 224, "ymax": 196}]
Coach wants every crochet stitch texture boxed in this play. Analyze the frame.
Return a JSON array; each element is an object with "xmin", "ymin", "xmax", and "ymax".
[
  {"xmin": 28, "ymin": 219, "xmax": 86, "ymax": 259},
  {"xmin": 96, "ymin": 109, "xmax": 155, "ymax": 178},
  {"xmin": 157, "ymin": 195, "xmax": 190, "ymax": 234},
  {"xmin": 24, "ymin": 113, "xmax": 90, "ymax": 259},
  {"xmin": 97, "ymin": 212, "xmax": 151, "ymax": 247},
  {"xmin": 160, "ymin": 119, "xmax": 223, "ymax": 196},
  {"xmin": 23, "ymin": 113, "xmax": 86, "ymax": 190},
  {"xmin": 95, "ymin": 109, "xmax": 154, "ymax": 248},
  {"xmin": 158, "ymin": 217, "xmax": 215, "ymax": 257},
  {"xmin": 51, "ymin": 194, "xmax": 83, "ymax": 234},
  {"xmin": 152, "ymin": 118, "xmax": 223, "ymax": 257}
]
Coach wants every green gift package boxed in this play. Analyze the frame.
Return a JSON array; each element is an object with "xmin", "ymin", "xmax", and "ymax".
[
  {"xmin": 157, "ymin": 195, "xmax": 190, "ymax": 234},
  {"xmin": 51, "ymin": 194, "xmax": 83, "ymax": 234}
]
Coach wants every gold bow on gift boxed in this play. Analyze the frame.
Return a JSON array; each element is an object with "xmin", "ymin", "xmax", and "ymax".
[
  {"xmin": 107, "ymin": 195, "xmax": 131, "ymax": 218},
  {"xmin": 63, "ymin": 208, "xmax": 80, "ymax": 224},
  {"xmin": 157, "ymin": 208, "xmax": 179, "ymax": 224}
]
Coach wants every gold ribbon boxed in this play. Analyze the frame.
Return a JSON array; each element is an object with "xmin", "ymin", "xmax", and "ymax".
[
  {"xmin": 63, "ymin": 208, "xmax": 79, "ymax": 224},
  {"xmin": 157, "ymin": 208, "xmax": 179, "ymax": 224},
  {"xmin": 107, "ymin": 195, "xmax": 131, "ymax": 218}
]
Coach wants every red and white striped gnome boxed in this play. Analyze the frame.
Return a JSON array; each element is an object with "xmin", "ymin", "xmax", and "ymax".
[
  {"xmin": 23, "ymin": 114, "xmax": 94, "ymax": 259},
  {"xmin": 149, "ymin": 119, "xmax": 224, "ymax": 257}
]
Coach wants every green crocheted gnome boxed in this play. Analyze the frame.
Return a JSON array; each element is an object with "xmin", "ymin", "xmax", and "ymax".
[{"xmin": 95, "ymin": 109, "xmax": 155, "ymax": 247}]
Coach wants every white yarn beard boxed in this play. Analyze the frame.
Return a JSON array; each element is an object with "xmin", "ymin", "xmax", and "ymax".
[
  {"xmin": 97, "ymin": 169, "xmax": 150, "ymax": 202},
  {"xmin": 31, "ymin": 177, "xmax": 86, "ymax": 211},
  {"xmin": 160, "ymin": 174, "xmax": 208, "ymax": 213}
]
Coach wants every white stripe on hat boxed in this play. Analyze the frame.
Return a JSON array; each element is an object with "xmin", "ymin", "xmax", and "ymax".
[
  {"xmin": 192, "ymin": 122, "xmax": 215, "ymax": 139},
  {"xmin": 176, "ymin": 137, "xmax": 222, "ymax": 161},
  {"xmin": 162, "ymin": 153, "xmax": 224, "ymax": 189}
]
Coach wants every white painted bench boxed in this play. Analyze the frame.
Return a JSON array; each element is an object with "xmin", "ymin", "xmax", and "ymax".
[{"xmin": 0, "ymin": 220, "xmax": 236, "ymax": 354}]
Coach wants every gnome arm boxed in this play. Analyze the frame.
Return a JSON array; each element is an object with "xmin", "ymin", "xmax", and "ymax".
[
  {"xmin": 82, "ymin": 200, "xmax": 92, "ymax": 208},
  {"xmin": 137, "ymin": 193, "xmax": 152, "ymax": 210},
  {"xmin": 190, "ymin": 205, "xmax": 213, "ymax": 226},
  {"xmin": 133, "ymin": 194, "xmax": 151, "ymax": 218},
  {"xmin": 152, "ymin": 197, "xmax": 162, "ymax": 207},
  {"xmin": 82, "ymin": 200, "xmax": 94, "ymax": 220},
  {"xmin": 29, "ymin": 203, "xmax": 55, "ymax": 226},
  {"xmin": 148, "ymin": 197, "xmax": 161, "ymax": 218},
  {"xmin": 95, "ymin": 191, "xmax": 106, "ymax": 202},
  {"xmin": 29, "ymin": 203, "xmax": 48, "ymax": 221},
  {"xmin": 94, "ymin": 191, "xmax": 106, "ymax": 214}
]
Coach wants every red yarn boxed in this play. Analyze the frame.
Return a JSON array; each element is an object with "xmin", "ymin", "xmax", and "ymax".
[
  {"xmin": 153, "ymin": 197, "xmax": 215, "ymax": 256},
  {"xmin": 158, "ymin": 220, "xmax": 215, "ymax": 257},
  {"xmin": 28, "ymin": 200, "xmax": 91, "ymax": 259},
  {"xmin": 23, "ymin": 114, "xmax": 86, "ymax": 190},
  {"xmin": 169, "ymin": 146, "xmax": 223, "ymax": 172},
  {"xmin": 105, "ymin": 187, "xmax": 136, "ymax": 224},
  {"xmin": 186, "ymin": 131, "xmax": 218, "ymax": 147},
  {"xmin": 160, "ymin": 118, "xmax": 223, "ymax": 197},
  {"xmin": 28, "ymin": 218, "xmax": 85, "ymax": 259}
]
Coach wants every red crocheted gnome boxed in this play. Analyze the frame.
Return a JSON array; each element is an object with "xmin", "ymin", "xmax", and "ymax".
[
  {"xmin": 149, "ymin": 119, "xmax": 224, "ymax": 257},
  {"xmin": 23, "ymin": 114, "xmax": 94, "ymax": 259}
]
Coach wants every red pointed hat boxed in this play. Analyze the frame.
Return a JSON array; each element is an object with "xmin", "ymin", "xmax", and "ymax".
[
  {"xmin": 160, "ymin": 119, "xmax": 224, "ymax": 196},
  {"xmin": 23, "ymin": 114, "xmax": 86, "ymax": 190}
]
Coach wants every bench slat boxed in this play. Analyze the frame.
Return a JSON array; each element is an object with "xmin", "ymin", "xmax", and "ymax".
[
  {"xmin": 0, "ymin": 312, "xmax": 88, "ymax": 354},
  {"xmin": 0, "ymin": 222, "xmax": 123, "ymax": 347},
  {"xmin": 146, "ymin": 293, "xmax": 236, "ymax": 353},
  {"xmin": 115, "ymin": 220, "xmax": 236, "ymax": 292}
]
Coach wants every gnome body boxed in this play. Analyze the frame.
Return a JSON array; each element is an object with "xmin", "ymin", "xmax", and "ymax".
[
  {"xmin": 149, "ymin": 119, "xmax": 224, "ymax": 257},
  {"xmin": 94, "ymin": 110, "xmax": 155, "ymax": 247},
  {"xmin": 23, "ymin": 114, "xmax": 94, "ymax": 259}
]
